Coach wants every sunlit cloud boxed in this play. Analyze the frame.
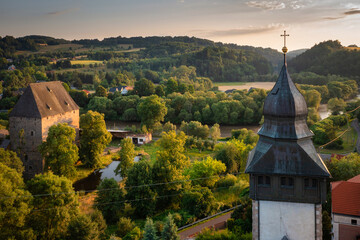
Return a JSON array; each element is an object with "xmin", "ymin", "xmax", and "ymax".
[
  {"xmin": 245, "ymin": 0, "xmax": 310, "ymax": 10},
  {"xmin": 205, "ymin": 23, "xmax": 286, "ymax": 37},
  {"xmin": 246, "ymin": 1, "xmax": 286, "ymax": 10}
]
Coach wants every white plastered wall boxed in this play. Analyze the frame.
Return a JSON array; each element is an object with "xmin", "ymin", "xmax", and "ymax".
[{"xmin": 259, "ymin": 200, "xmax": 315, "ymax": 240}]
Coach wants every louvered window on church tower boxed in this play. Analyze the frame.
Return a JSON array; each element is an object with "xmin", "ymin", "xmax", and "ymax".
[
  {"xmin": 258, "ymin": 176, "xmax": 270, "ymax": 187},
  {"xmin": 258, "ymin": 176, "xmax": 263, "ymax": 185},
  {"xmin": 305, "ymin": 178, "xmax": 317, "ymax": 189},
  {"xmin": 281, "ymin": 177, "xmax": 294, "ymax": 188}
]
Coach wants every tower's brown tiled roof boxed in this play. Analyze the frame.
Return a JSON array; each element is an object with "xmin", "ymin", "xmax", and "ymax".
[
  {"xmin": 10, "ymin": 81, "xmax": 79, "ymax": 118},
  {"xmin": 332, "ymin": 176, "xmax": 360, "ymax": 216}
]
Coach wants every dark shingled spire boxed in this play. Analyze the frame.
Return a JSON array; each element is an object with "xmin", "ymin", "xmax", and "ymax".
[{"xmin": 245, "ymin": 36, "xmax": 330, "ymax": 177}]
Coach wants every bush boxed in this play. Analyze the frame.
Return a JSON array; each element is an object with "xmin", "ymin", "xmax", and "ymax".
[
  {"xmin": 196, "ymin": 229, "xmax": 236, "ymax": 240},
  {"xmin": 229, "ymin": 180, "xmax": 249, "ymax": 195},
  {"xmin": 215, "ymin": 174, "xmax": 237, "ymax": 188},
  {"xmin": 116, "ymin": 217, "xmax": 135, "ymax": 238}
]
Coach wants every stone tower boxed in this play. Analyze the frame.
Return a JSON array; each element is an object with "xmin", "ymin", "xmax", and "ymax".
[
  {"xmin": 245, "ymin": 32, "xmax": 330, "ymax": 240},
  {"xmin": 9, "ymin": 81, "xmax": 79, "ymax": 179}
]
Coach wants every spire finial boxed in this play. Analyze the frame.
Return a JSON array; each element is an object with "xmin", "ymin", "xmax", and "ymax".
[{"xmin": 281, "ymin": 30, "xmax": 289, "ymax": 54}]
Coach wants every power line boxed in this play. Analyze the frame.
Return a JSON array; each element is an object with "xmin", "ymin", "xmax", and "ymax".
[
  {"xmin": 6, "ymin": 185, "xmax": 237, "ymax": 214},
  {"xmin": 317, "ymin": 104, "xmax": 360, "ymax": 151},
  {"xmin": 1, "ymin": 171, "xmax": 246, "ymax": 200}
]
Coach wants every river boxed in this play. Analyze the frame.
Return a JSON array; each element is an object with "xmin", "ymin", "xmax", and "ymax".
[{"xmin": 73, "ymin": 156, "xmax": 141, "ymax": 191}]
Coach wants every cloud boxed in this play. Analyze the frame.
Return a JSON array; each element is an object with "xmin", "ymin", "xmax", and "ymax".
[
  {"xmin": 323, "ymin": 16, "xmax": 344, "ymax": 20},
  {"xmin": 206, "ymin": 24, "xmax": 285, "ymax": 37},
  {"xmin": 245, "ymin": 0, "xmax": 309, "ymax": 11},
  {"xmin": 344, "ymin": 9, "xmax": 360, "ymax": 15},
  {"xmin": 47, "ymin": 8, "xmax": 77, "ymax": 16},
  {"xmin": 246, "ymin": 1, "xmax": 285, "ymax": 10},
  {"xmin": 323, "ymin": 8, "xmax": 360, "ymax": 21}
]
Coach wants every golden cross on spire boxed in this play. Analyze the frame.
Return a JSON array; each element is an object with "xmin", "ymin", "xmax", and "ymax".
[{"xmin": 281, "ymin": 30, "xmax": 289, "ymax": 54}]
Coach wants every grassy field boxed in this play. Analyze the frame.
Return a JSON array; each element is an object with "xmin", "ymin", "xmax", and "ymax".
[
  {"xmin": 70, "ymin": 60, "xmax": 104, "ymax": 65},
  {"xmin": 345, "ymin": 47, "xmax": 360, "ymax": 51},
  {"xmin": 73, "ymin": 152, "xmax": 116, "ymax": 182},
  {"xmin": 317, "ymin": 124, "xmax": 357, "ymax": 154},
  {"xmin": 214, "ymin": 82, "xmax": 246, "ymax": 86},
  {"xmin": 217, "ymin": 82, "xmax": 275, "ymax": 92},
  {"xmin": 135, "ymin": 140, "xmax": 216, "ymax": 164}
]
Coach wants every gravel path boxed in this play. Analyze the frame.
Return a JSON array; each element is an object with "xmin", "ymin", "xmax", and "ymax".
[{"xmin": 351, "ymin": 119, "xmax": 360, "ymax": 153}]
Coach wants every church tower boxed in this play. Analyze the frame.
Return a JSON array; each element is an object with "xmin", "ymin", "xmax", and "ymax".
[{"xmin": 245, "ymin": 31, "xmax": 330, "ymax": 240}]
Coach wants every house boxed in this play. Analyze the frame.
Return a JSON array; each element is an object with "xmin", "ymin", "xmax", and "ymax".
[
  {"xmin": 0, "ymin": 129, "xmax": 9, "ymax": 139},
  {"xmin": 121, "ymin": 86, "xmax": 133, "ymax": 95},
  {"xmin": 332, "ymin": 175, "xmax": 360, "ymax": 240},
  {"xmin": 8, "ymin": 65, "xmax": 16, "ymax": 71},
  {"xmin": 9, "ymin": 81, "xmax": 79, "ymax": 179},
  {"xmin": 126, "ymin": 133, "xmax": 152, "ymax": 145},
  {"xmin": 108, "ymin": 86, "xmax": 133, "ymax": 95}
]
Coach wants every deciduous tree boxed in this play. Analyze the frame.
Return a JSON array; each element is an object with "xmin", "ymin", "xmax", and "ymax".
[
  {"xmin": 80, "ymin": 111, "xmax": 112, "ymax": 168},
  {"xmin": 115, "ymin": 138, "xmax": 135, "ymax": 178},
  {"xmin": 95, "ymin": 178, "xmax": 126, "ymax": 224},
  {"xmin": 26, "ymin": 172, "xmax": 79, "ymax": 240},
  {"xmin": 39, "ymin": 123, "xmax": 78, "ymax": 178},
  {"xmin": 0, "ymin": 148, "xmax": 24, "ymax": 175},
  {"xmin": 137, "ymin": 95, "xmax": 167, "ymax": 131},
  {"xmin": 0, "ymin": 163, "xmax": 34, "ymax": 240},
  {"xmin": 126, "ymin": 160, "xmax": 156, "ymax": 217},
  {"xmin": 186, "ymin": 157, "xmax": 226, "ymax": 188}
]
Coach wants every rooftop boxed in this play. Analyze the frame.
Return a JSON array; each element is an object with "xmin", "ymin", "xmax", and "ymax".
[
  {"xmin": 10, "ymin": 81, "xmax": 79, "ymax": 118},
  {"xmin": 332, "ymin": 176, "xmax": 360, "ymax": 216}
]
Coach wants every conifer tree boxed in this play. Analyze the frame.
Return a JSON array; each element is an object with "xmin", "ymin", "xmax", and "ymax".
[
  {"xmin": 161, "ymin": 214, "xmax": 180, "ymax": 240},
  {"xmin": 143, "ymin": 218, "xmax": 158, "ymax": 240}
]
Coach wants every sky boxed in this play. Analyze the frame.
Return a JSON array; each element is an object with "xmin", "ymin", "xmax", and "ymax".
[{"xmin": 0, "ymin": 0, "xmax": 359, "ymax": 50}]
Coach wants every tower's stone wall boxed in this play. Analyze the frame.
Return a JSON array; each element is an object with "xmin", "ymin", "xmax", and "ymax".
[{"xmin": 9, "ymin": 109, "xmax": 79, "ymax": 179}]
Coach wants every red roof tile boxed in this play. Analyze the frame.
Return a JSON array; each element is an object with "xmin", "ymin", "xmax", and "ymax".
[
  {"xmin": 332, "ymin": 180, "xmax": 360, "ymax": 216},
  {"xmin": 348, "ymin": 175, "xmax": 360, "ymax": 183}
]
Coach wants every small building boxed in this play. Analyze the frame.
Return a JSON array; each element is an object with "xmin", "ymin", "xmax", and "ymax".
[
  {"xmin": 126, "ymin": 133, "xmax": 152, "ymax": 145},
  {"xmin": 8, "ymin": 65, "xmax": 16, "ymax": 71},
  {"xmin": 121, "ymin": 86, "xmax": 133, "ymax": 95},
  {"xmin": 0, "ymin": 129, "xmax": 9, "ymax": 139},
  {"xmin": 108, "ymin": 86, "xmax": 133, "ymax": 95},
  {"xmin": 9, "ymin": 81, "xmax": 79, "ymax": 179},
  {"xmin": 331, "ymin": 175, "xmax": 360, "ymax": 240}
]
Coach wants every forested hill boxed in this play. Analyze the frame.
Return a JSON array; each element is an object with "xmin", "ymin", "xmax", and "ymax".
[
  {"xmin": 0, "ymin": 35, "xmax": 282, "ymax": 71},
  {"xmin": 288, "ymin": 40, "xmax": 360, "ymax": 78}
]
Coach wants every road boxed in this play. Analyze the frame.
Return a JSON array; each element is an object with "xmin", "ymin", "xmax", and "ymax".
[
  {"xmin": 351, "ymin": 119, "xmax": 360, "ymax": 153},
  {"xmin": 178, "ymin": 211, "xmax": 233, "ymax": 240}
]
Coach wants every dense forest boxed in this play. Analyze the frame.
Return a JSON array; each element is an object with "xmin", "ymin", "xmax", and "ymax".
[
  {"xmin": 289, "ymin": 40, "xmax": 360, "ymax": 79},
  {"xmin": 1, "ymin": 35, "xmax": 360, "ymax": 240}
]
